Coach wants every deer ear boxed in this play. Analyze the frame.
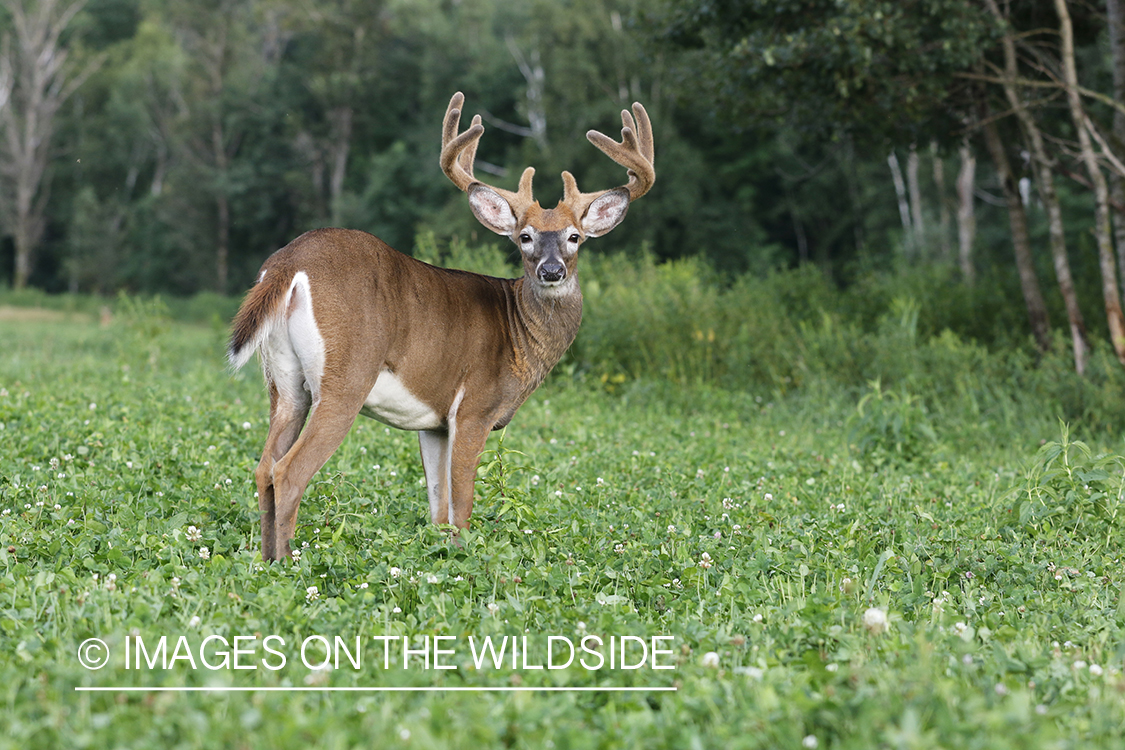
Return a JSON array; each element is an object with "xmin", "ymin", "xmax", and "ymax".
[
  {"xmin": 580, "ymin": 189, "xmax": 630, "ymax": 237},
  {"xmin": 468, "ymin": 184, "xmax": 517, "ymax": 235}
]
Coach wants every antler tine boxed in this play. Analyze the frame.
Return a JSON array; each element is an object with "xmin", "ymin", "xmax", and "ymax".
[
  {"xmin": 585, "ymin": 101, "xmax": 655, "ymax": 201},
  {"xmin": 440, "ymin": 92, "xmax": 484, "ymax": 192},
  {"xmin": 563, "ymin": 102, "xmax": 656, "ymax": 220},
  {"xmin": 440, "ymin": 91, "xmax": 537, "ymax": 218}
]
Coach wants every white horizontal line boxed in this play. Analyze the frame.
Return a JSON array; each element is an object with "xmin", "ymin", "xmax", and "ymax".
[{"xmin": 75, "ymin": 686, "xmax": 677, "ymax": 693}]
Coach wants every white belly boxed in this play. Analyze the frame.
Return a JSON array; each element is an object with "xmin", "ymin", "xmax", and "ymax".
[{"xmin": 359, "ymin": 371, "xmax": 443, "ymax": 431}]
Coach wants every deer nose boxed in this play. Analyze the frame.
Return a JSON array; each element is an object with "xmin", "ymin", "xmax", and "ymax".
[{"xmin": 538, "ymin": 262, "xmax": 565, "ymax": 283}]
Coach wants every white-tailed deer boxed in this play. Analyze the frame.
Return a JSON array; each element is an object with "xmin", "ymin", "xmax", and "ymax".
[{"xmin": 228, "ymin": 92, "xmax": 654, "ymax": 560}]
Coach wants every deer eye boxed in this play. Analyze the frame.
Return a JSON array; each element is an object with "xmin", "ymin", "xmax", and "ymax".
[
  {"xmin": 569, "ymin": 234, "xmax": 580, "ymax": 244},
  {"xmin": 519, "ymin": 233, "xmax": 532, "ymax": 244}
]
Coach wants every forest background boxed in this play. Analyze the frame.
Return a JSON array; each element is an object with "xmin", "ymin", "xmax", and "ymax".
[{"xmin": 6, "ymin": 0, "xmax": 1125, "ymax": 397}]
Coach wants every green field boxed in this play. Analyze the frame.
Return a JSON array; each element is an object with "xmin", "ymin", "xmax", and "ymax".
[{"xmin": 3, "ymin": 301, "xmax": 1125, "ymax": 749}]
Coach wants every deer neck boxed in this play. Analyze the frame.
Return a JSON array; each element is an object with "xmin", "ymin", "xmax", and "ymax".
[{"xmin": 507, "ymin": 275, "xmax": 583, "ymax": 387}]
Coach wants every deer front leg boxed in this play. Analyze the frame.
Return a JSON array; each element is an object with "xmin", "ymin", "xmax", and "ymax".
[
  {"xmin": 449, "ymin": 421, "xmax": 492, "ymax": 529},
  {"xmin": 419, "ymin": 429, "xmax": 452, "ymax": 525},
  {"xmin": 419, "ymin": 419, "xmax": 490, "ymax": 530}
]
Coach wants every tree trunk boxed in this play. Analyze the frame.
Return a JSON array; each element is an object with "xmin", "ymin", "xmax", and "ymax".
[
  {"xmin": 956, "ymin": 142, "xmax": 977, "ymax": 284},
  {"xmin": 907, "ymin": 144, "xmax": 925, "ymax": 252},
  {"xmin": 212, "ymin": 117, "xmax": 230, "ymax": 293},
  {"xmin": 1057, "ymin": 0, "xmax": 1125, "ymax": 364},
  {"xmin": 931, "ymin": 142, "xmax": 952, "ymax": 260},
  {"xmin": 981, "ymin": 113, "xmax": 1052, "ymax": 352},
  {"xmin": 328, "ymin": 105, "xmax": 353, "ymax": 225},
  {"xmin": 888, "ymin": 150, "xmax": 913, "ymax": 256},
  {"xmin": 0, "ymin": 0, "xmax": 99, "ymax": 289},
  {"xmin": 986, "ymin": 0, "xmax": 1089, "ymax": 373},
  {"xmin": 1107, "ymin": 0, "xmax": 1125, "ymax": 309}
]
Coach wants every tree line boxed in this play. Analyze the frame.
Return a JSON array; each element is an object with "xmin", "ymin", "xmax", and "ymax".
[{"xmin": 3, "ymin": 0, "xmax": 1125, "ymax": 372}]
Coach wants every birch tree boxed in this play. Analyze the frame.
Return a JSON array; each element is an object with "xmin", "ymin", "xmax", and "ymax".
[
  {"xmin": 985, "ymin": 0, "xmax": 1088, "ymax": 373},
  {"xmin": 1055, "ymin": 0, "xmax": 1125, "ymax": 365},
  {"xmin": 980, "ymin": 110, "xmax": 1052, "ymax": 353},
  {"xmin": 956, "ymin": 143, "xmax": 976, "ymax": 283},
  {"xmin": 0, "ymin": 0, "xmax": 100, "ymax": 289}
]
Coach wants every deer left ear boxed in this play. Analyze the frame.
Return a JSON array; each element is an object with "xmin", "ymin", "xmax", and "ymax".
[{"xmin": 580, "ymin": 188, "xmax": 630, "ymax": 237}]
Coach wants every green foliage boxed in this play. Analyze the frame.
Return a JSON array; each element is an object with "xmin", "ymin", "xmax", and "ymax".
[
  {"xmin": 1011, "ymin": 422, "xmax": 1125, "ymax": 537},
  {"xmin": 847, "ymin": 379, "xmax": 937, "ymax": 466},
  {"xmin": 413, "ymin": 231, "xmax": 519, "ymax": 278},
  {"xmin": 656, "ymin": 0, "xmax": 997, "ymax": 147},
  {"xmin": 4, "ymin": 315, "xmax": 1125, "ymax": 748}
]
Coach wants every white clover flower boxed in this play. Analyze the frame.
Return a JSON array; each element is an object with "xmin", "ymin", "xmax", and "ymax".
[
  {"xmin": 49, "ymin": 458, "xmax": 59, "ymax": 471},
  {"xmin": 426, "ymin": 574, "xmax": 439, "ymax": 584},
  {"xmin": 614, "ymin": 543, "xmax": 625, "ymax": 554},
  {"xmin": 389, "ymin": 567, "xmax": 402, "ymax": 578},
  {"xmin": 863, "ymin": 607, "xmax": 889, "ymax": 635},
  {"xmin": 701, "ymin": 651, "xmax": 720, "ymax": 668},
  {"xmin": 764, "ymin": 493, "xmax": 773, "ymax": 501},
  {"xmin": 291, "ymin": 548, "xmax": 301, "ymax": 561},
  {"xmin": 1090, "ymin": 664, "xmax": 1104, "ymax": 676},
  {"xmin": 198, "ymin": 547, "xmax": 210, "ymax": 560},
  {"xmin": 1073, "ymin": 660, "xmax": 1088, "ymax": 671},
  {"xmin": 242, "ymin": 422, "xmax": 252, "ymax": 429},
  {"xmin": 306, "ymin": 585, "xmax": 319, "ymax": 601},
  {"xmin": 88, "ymin": 403, "xmax": 96, "ymax": 410},
  {"xmin": 699, "ymin": 552, "xmax": 713, "ymax": 569},
  {"xmin": 189, "ymin": 615, "xmax": 202, "ymax": 628},
  {"xmin": 358, "ymin": 582, "xmax": 369, "ymax": 589},
  {"xmin": 392, "ymin": 606, "xmax": 402, "ymax": 613},
  {"xmin": 802, "ymin": 736, "xmax": 818, "ymax": 749},
  {"xmin": 487, "ymin": 602, "xmax": 500, "ymax": 615},
  {"xmin": 185, "ymin": 525, "xmax": 202, "ymax": 542}
]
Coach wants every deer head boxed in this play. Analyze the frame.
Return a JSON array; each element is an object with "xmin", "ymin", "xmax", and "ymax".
[{"xmin": 440, "ymin": 92, "xmax": 655, "ymax": 294}]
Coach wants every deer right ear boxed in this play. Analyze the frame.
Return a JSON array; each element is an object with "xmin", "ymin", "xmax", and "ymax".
[{"xmin": 468, "ymin": 185, "xmax": 517, "ymax": 236}]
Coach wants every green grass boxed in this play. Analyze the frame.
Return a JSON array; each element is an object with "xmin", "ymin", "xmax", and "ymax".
[{"xmin": 3, "ymin": 315, "xmax": 1125, "ymax": 749}]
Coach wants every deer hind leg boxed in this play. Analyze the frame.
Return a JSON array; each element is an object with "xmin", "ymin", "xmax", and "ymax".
[
  {"xmin": 270, "ymin": 387, "xmax": 368, "ymax": 558},
  {"xmin": 255, "ymin": 380, "xmax": 311, "ymax": 560}
]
